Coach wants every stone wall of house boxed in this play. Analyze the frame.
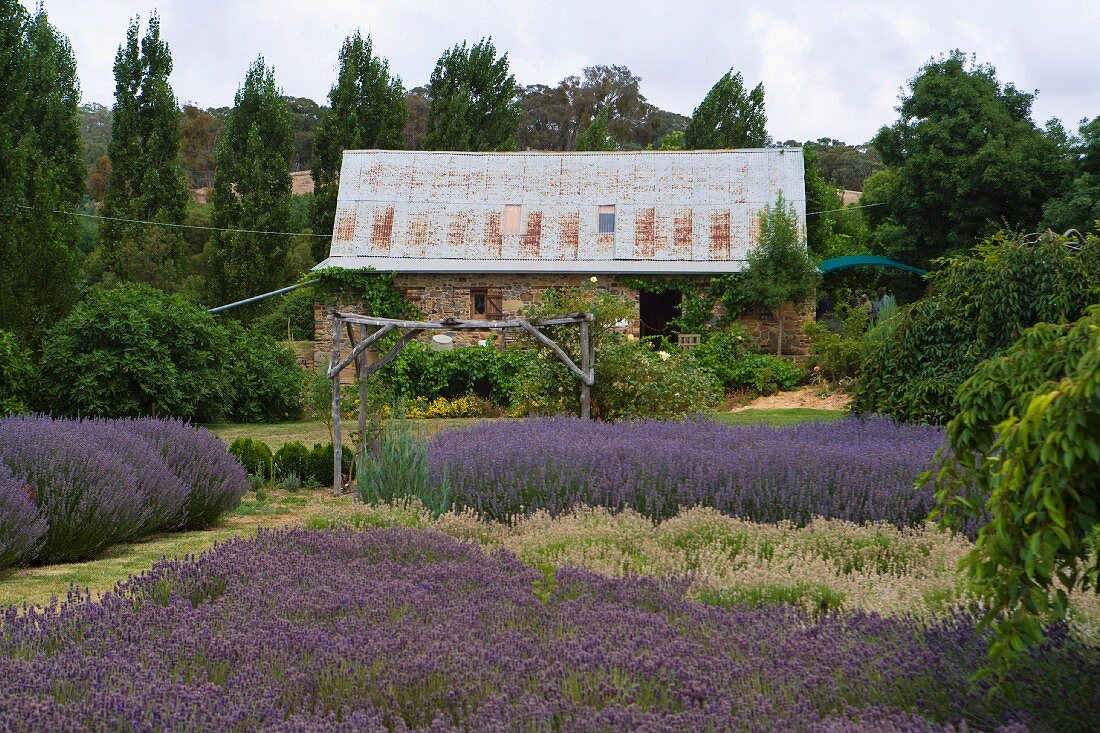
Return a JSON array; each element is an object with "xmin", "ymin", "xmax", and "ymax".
[{"xmin": 311, "ymin": 274, "xmax": 813, "ymax": 374}]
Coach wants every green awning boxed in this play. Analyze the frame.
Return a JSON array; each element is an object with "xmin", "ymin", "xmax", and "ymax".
[{"xmin": 817, "ymin": 255, "xmax": 928, "ymax": 276}]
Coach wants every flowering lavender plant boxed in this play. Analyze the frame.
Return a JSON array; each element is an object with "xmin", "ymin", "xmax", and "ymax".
[
  {"xmin": 123, "ymin": 417, "xmax": 247, "ymax": 529},
  {"xmin": 0, "ymin": 462, "xmax": 45, "ymax": 568},
  {"xmin": 0, "ymin": 529, "xmax": 1092, "ymax": 730},
  {"xmin": 428, "ymin": 416, "xmax": 981, "ymax": 533},
  {"xmin": 0, "ymin": 416, "xmax": 151, "ymax": 562}
]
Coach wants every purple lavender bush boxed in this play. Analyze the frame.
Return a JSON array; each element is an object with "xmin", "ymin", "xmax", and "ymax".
[
  {"xmin": 428, "ymin": 416, "xmax": 980, "ymax": 533},
  {"xmin": 0, "ymin": 462, "xmax": 45, "ymax": 568},
  {"xmin": 0, "ymin": 416, "xmax": 151, "ymax": 562},
  {"xmin": 0, "ymin": 529, "xmax": 1093, "ymax": 731},
  {"xmin": 77, "ymin": 418, "xmax": 191, "ymax": 535},
  {"xmin": 123, "ymin": 417, "xmax": 248, "ymax": 529}
]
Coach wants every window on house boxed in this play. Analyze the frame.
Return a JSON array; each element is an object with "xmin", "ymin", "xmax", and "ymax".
[
  {"xmin": 502, "ymin": 204, "xmax": 522, "ymax": 235},
  {"xmin": 598, "ymin": 205, "xmax": 616, "ymax": 234},
  {"xmin": 470, "ymin": 288, "xmax": 502, "ymax": 320}
]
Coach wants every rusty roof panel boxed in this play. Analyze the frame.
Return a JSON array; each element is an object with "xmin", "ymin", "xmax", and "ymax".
[{"xmin": 323, "ymin": 149, "xmax": 805, "ymax": 273}]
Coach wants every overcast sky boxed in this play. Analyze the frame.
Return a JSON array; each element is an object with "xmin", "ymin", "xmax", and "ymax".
[{"xmin": 28, "ymin": 0, "xmax": 1100, "ymax": 144}]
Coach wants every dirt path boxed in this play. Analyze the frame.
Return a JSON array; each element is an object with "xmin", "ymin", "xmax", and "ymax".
[{"xmin": 730, "ymin": 386, "xmax": 852, "ymax": 412}]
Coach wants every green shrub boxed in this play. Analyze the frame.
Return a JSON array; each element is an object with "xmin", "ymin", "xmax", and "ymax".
[
  {"xmin": 308, "ymin": 442, "xmax": 352, "ymax": 487},
  {"xmin": 379, "ymin": 341, "xmax": 536, "ymax": 408},
  {"xmin": 0, "ymin": 330, "xmax": 33, "ymax": 415},
  {"xmin": 249, "ymin": 287, "xmax": 315, "ymax": 341},
  {"xmin": 38, "ymin": 283, "xmax": 307, "ymax": 423},
  {"xmin": 803, "ymin": 307, "xmax": 868, "ymax": 382},
  {"xmin": 853, "ymin": 231, "xmax": 1100, "ymax": 423},
  {"xmin": 272, "ymin": 441, "xmax": 311, "ymax": 480},
  {"xmin": 513, "ymin": 339, "xmax": 722, "ymax": 420},
  {"xmin": 357, "ymin": 426, "xmax": 450, "ymax": 517},
  {"xmin": 686, "ymin": 327, "xmax": 755, "ymax": 386},
  {"xmin": 40, "ymin": 284, "xmax": 231, "ymax": 421},
  {"xmin": 220, "ymin": 321, "xmax": 305, "ymax": 423},
  {"xmin": 228, "ymin": 437, "xmax": 273, "ymax": 478}
]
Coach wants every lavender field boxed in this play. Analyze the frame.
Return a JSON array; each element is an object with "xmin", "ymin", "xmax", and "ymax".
[
  {"xmin": 427, "ymin": 417, "xmax": 978, "ymax": 532},
  {"xmin": 1, "ymin": 528, "xmax": 1095, "ymax": 731}
]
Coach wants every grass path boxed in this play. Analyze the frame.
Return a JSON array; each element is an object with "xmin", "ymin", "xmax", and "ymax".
[{"xmin": 0, "ymin": 490, "xmax": 354, "ymax": 608}]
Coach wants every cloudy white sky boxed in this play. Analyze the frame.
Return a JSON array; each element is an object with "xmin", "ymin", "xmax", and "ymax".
[{"xmin": 27, "ymin": 0, "xmax": 1100, "ymax": 144}]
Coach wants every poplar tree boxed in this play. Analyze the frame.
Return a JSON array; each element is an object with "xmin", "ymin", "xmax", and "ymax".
[
  {"xmin": 98, "ymin": 14, "xmax": 189, "ymax": 290},
  {"xmin": 208, "ymin": 57, "xmax": 295, "ymax": 308},
  {"xmin": 683, "ymin": 70, "xmax": 768, "ymax": 150},
  {"xmin": 0, "ymin": 2, "xmax": 84, "ymax": 345},
  {"xmin": 311, "ymin": 32, "xmax": 406, "ymax": 252},
  {"xmin": 424, "ymin": 38, "xmax": 521, "ymax": 152}
]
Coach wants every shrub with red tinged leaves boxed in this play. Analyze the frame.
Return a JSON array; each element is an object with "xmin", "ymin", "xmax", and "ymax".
[
  {"xmin": 0, "ymin": 529, "xmax": 1091, "ymax": 731},
  {"xmin": 0, "ymin": 461, "xmax": 46, "ymax": 568}
]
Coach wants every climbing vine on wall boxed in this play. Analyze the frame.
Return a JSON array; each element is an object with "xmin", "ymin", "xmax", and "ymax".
[{"xmin": 310, "ymin": 267, "xmax": 418, "ymax": 320}]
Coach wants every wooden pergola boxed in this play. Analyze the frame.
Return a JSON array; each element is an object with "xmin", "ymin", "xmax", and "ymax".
[{"xmin": 326, "ymin": 310, "xmax": 595, "ymax": 492}]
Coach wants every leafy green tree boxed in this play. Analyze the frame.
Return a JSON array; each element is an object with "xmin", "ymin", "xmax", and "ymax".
[
  {"xmin": 424, "ymin": 38, "xmax": 520, "ymax": 151},
  {"xmin": 738, "ymin": 194, "xmax": 820, "ymax": 355},
  {"xmin": 78, "ymin": 102, "xmax": 112, "ymax": 165},
  {"xmin": 0, "ymin": 329, "xmax": 34, "ymax": 415},
  {"xmin": 1042, "ymin": 116, "xmax": 1100, "ymax": 234},
  {"xmin": 872, "ymin": 51, "xmax": 1069, "ymax": 267},
  {"xmin": 573, "ymin": 108, "xmax": 615, "ymax": 151},
  {"xmin": 179, "ymin": 104, "xmax": 220, "ymax": 188},
  {"xmin": 930, "ymin": 304, "xmax": 1100, "ymax": 671},
  {"xmin": 98, "ymin": 14, "xmax": 189, "ymax": 290},
  {"xmin": 208, "ymin": 57, "xmax": 295, "ymax": 308},
  {"xmin": 854, "ymin": 231, "xmax": 1100, "ymax": 424},
  {"xmin": 0, "ymin": 2, "xmax": 84, "ymax": 346},
  {"xmin": 311, "ymin": 32, "xmax": 406, "ymax": 249},
  {"xmin": 803, "ymin": 138, "xmax": 883, "ymax": 191},
  {"xmin": 658, "ymin": 131, "xmax": 684, "ymax": 150},
  {"xmin": 683, "ymin": 69, "xmax": 767, "ymax": 150}
]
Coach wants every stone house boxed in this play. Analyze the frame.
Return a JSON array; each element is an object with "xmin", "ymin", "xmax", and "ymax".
[{"xmin": 312, "ymin": 148, "xmax": 812, "ymax": 363}]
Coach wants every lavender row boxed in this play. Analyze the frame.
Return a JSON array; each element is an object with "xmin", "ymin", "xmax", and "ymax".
[
  {"xmin": 0, "ymin": 528, "xmax": 1093, "ymax": 731},
  {"xmin": 0, "ymin": 416, "xmax": 246, "ymax": 566},
  {"xmin": 427, "ymin": 416, "xmax": 977, "ymax": 532}
]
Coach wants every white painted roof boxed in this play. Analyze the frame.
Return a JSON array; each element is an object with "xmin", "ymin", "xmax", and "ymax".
[{"xmin": 315, "ymin": 148, "xmax": 806, "ymax": 274}]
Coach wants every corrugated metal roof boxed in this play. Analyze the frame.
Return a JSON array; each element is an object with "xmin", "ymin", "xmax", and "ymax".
[{"xmin": 317, "ymin": 148, "xmax": 806, "ymax": 274}]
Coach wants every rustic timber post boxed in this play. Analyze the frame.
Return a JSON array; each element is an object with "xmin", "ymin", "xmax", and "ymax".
[
  {"xmin": 580, "ymin": 317, "xmax": 591, "ymax": 420},
  {"xmin": 356, "ymin": 323, "xmax": 369, "ymax": 501},
  {"xmin": 330, "ymin": 315, "xmax": 344, "ymax": 494}
]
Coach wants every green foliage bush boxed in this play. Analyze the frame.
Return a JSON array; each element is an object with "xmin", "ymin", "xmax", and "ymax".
[
  {"xmin": 929, "ymin": 304, "xmax": 1100, "ymax": 669},
  {"xmin": 854, "ymin": 232, "xmax": 1100, "ymax": 423},
  {"xmin": 272, "ymin": 441, "xmax": 312, "ymax": 481},
  {"xmin": 228, "ymin": 437, "xmax": 274, "ymax": 478},
  {"xmin": 380, "ymin": 342, "xmax": 535, "ymax": 408},
  {"xmin": 220, "ymin": 321, "xmax": 305, "ymax": 423},
  {"xmin": 0, "ymin": 331, "xmax": 33, "ymax": 415},
  {"xmin": 803, "ymin": 307, "xmax": 869, "ymax": 382},
  {"xmin": 249, "ymin": 287, "xmax": 315, "ymax": 341},
  {"xmin": 357, "ymin": 426, "xmax": 450, "ymax": 517},
  {"xmin": 686, "ymin": 328, "xmax": 805, "ymax": 396},
  {"xmin": 40, "ymin": 284, "xmax": 231, "ymax": 421},
  {"xmin": 38, "ymin": 284, "xmax": 305, "ymax": 423},
  {"xmin": 513, "ymin": 340, "xmax": 722, "ymax": 420}
]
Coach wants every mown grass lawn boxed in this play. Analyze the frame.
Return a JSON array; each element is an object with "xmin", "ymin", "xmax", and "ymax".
[
  {"xmin": 713, "ymin": 407, "xmax": 847, "ymax": 426},
  {"xmin": 204, "ymin": 417, "xmax": 493, "ymax": 449},
  {"xmin": 0, "ymin": 490, "xmax": 355, "ymax": 608}
]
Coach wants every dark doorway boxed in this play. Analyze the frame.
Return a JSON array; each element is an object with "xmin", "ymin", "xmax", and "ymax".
[{"xmin": 639, "ymin": 289, "xmax": 681, "ymax": 338}]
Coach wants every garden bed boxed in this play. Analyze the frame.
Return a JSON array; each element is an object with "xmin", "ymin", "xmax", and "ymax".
[{"xmin": 0, "ymin": 528, "xmax": 1095, "ymax": 731}]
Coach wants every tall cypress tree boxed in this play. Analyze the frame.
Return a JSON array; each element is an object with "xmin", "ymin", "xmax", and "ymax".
[
  {"xmin": 311, "ymin": 32, "xmax": 406, "ymax": 253},
  {"xmin": 0, "ymin": 3, "xmax": 84, "ymax": 345},
  {"xmin": 208, "ymin": 57, "xmax": 295, "ymax": 308},
  {"xmin": 683, "ymin": 70, "xmax": 768, "ymax": 150},
  {"xmin": 424, "ymin": 38, "xmax": 521, "ymax": 152},
  {"xmin": 98, "ymin": 14, "xmax": 188, "ymax": 290}
]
